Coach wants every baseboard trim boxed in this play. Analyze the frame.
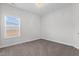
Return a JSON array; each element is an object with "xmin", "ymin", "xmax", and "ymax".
[
  {"xmin": 41, "ymin": 37, "xmax": 76, "ymax": 49},
  {"xmin": 0, "ymin": 38, "xmax": 39, "ymax": 48}
]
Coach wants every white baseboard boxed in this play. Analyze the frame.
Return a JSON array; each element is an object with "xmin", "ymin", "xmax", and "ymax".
[
  {"xmin": 72, "ymin": 45, "xmax": 79, "ymax": 50},
  {"xmin": 41, "ymin": 36, "xmax": 75, "ymax": 48},
  {"xmin": 0, "ymin": 38, "xmax": 39, "ymax": 48},
  {"xmin": 1, "ymin": 37, "xmax": 79, "ymax": 50}
]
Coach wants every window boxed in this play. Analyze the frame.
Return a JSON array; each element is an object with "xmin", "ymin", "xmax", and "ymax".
[{"xmin": 4, "ymin": 16, "xmax": 20, "ymax": 38}]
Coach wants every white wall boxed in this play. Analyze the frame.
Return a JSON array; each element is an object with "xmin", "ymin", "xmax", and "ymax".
[
  {"xmin": 1, "ymin": 3, "xmax": 79, "ymax": 49},
  {"xmin": 41, "ymin": 5, "xmax": 75, "ymax": 46},
  {"xmin": 72, "ymin": 4, "xmax": 79, "ymax": 48},
  {"xmin": 0, "ymin": 4, "xmax": 40, "ymax": 48},
  {"xmin": 0, "ymin": 4, "xmax": 2, "ymax": 47}
]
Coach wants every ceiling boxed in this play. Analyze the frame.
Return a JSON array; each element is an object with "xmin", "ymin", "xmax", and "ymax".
[{"xmin": 9, "ymin": 3, "xmax": 73, "ymax": 16}]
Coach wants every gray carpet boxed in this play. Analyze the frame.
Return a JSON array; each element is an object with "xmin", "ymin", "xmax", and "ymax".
[{"xmin": 0, "ymin": 39, "xmax": 79, "ymax": 56}]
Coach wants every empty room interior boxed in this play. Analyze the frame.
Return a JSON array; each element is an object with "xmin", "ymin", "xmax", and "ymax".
[{"xmin": 1, "ymin": 3, "xmax": 79, "ymax": 56}]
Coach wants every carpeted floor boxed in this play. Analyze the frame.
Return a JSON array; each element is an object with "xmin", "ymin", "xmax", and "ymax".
[{"xmin": 0, "ymin": 39, "xmax": 79, "ymax": 56}]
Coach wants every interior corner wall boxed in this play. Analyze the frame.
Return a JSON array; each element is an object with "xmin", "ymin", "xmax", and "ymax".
[
  {"xmin": 1, "ymin": 3, "xmax": 79, "ymax": 49},
  {"xmin": 41, "ymin": 5, "xmax": 75, "ymax": 46},
  {"xmin": 0, "ymin": 3, "xmax": 40, "ymax": 48}
]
